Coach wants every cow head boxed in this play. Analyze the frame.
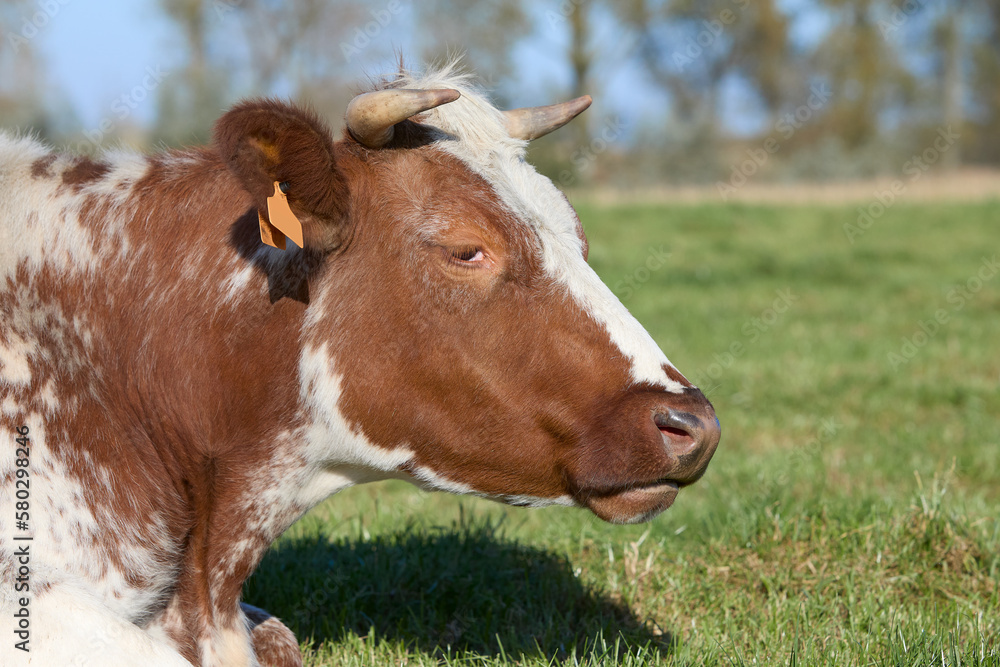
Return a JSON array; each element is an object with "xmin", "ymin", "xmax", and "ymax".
[{"xmin": 214, "ymin": 67, "xmax": 719, "ymax": 524}]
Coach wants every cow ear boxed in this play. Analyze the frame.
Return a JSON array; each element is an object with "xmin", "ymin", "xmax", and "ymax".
[{"xmin": 214, "ymin": 98, "xmax": 349, "ymax": 249}]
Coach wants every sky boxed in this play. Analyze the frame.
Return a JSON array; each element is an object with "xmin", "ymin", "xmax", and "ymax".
[
  {"xmin": 36, "ymin": 0, "xmax": 177, "ymax": 128},
  {"xmin": 25, "ymin": 1, "xmax": 550, "ymax": 130},
  {"xmin": 22, "ymin": 0, "xmax": 830, "ymax": 141}
]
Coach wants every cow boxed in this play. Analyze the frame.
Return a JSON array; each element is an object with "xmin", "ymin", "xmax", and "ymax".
[{"xmin": 0, "ymin": 63, "xmax": 719, "ymax": 666}]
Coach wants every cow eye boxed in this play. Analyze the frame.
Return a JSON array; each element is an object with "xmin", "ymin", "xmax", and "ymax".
[{"xmin": 449, "ymin": 246, "xmax": 484, "ymax": 263}]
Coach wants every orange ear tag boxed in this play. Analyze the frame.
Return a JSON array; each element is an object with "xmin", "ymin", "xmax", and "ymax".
[{"xmin": 262, "ymin": 181, "xmax": 304, "ymax": 249}]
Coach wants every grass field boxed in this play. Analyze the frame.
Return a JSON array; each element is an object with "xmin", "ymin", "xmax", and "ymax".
[{"xmin": 244, "ymin": 200, "xmax": 1000, "ymax": 666}]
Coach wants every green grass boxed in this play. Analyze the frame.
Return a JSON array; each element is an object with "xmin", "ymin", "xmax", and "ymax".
[{"xmin": 245, "ymin": 200, "xmax": 1000, "ymax": 666}]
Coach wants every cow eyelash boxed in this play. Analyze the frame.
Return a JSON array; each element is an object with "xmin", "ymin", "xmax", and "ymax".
[{"xmin": 449, "ymin": 247, "xmax": 485, "ymax": 263}]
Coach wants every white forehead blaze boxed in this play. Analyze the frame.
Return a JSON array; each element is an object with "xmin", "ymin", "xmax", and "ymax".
[{"xmin": 392, "ymin": 66, "xmax": 685, "ymax": 393}]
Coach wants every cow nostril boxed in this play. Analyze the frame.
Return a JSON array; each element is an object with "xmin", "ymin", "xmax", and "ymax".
[
  {"xmin": 660, "ymin": 425, "xmax": 691, "ymax": 440},
  {"xmin": 653, "ymin": 411, "xmax": 702, "ymax": 456}
]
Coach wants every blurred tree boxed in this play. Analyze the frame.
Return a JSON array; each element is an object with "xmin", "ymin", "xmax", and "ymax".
[
  {"xmin": 0, "ymin": 0, "xmax": 56, "ymax": 138},
  {"xmin": 567, "ymin": 0, "xmax": 592, "ymax": 102},
  {"xmin": 413, "ymin": 0, "xmax": 530, "ymax": 105},
  {"xmin": 622, "ymin": 0, "xmax": 792, "ymax": 133},
  {"xmin": 225, "ymin": 0, "xmax": 369, "ymax": 129},
  {"xmin": 964, "ymin": 1, "xmax": 1000, "ymax": 164},
  {"xmin": 613, "ymin": 0, "xmax": 797, "ymax": 182},
  {"xmin": 524, "ymin": 0, "xmax": 605, "ymax": 185},
  {"xmin": 11, "ymin": 0, "xmax": 997, "ymax": 178},
  {"xmin": 738, "ymin": 0, "xmax": 790, "ymax": 121},
  {"xmin": 153, "ymin": 0, "xmax": 229, "ymax": 146},
  {"xmin": 809, "ymin": 0, "xmax": 916, "ymax": 149},
  {"xmin": 937, "ymin": 11, "xmax": 962, "ymax": 169},
  {"xmin": 153, "ymin": 0, "xmax": 377, "ymax": 143},
  {"xmin": 566, "ymin": 0, "xmax": 593, "ymax": 148},
  {"xmin": 880, "ymin": 0, "xmax": 997, "ymax": 168}
]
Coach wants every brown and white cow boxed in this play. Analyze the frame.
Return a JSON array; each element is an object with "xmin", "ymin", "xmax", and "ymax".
[{"xmin": 0, "ymin": 64, "xmax": 719, "ymax": 666}]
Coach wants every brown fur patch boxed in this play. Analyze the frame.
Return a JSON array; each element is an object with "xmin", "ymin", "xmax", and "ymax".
[
  {"xmin": 61, "ymin": 157, "xmax": 110, "ymax": 189},
  {"xmin": 31, "ymin": 154, "xmax": 57, "ymax": 179}
]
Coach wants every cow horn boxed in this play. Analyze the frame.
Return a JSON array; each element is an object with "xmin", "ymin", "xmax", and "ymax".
[
  {"xmin": 503, "ymin": 95, "xmax": 593, "ymax": 141},
  {"xmin": 346, "ymin": 88, "xmax": 461, "ymax": 148}
]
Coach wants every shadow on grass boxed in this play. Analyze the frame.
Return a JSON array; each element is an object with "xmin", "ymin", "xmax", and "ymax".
[{"xmin": 244, "ymin": 518, "xmax": 673, "ymax": 663}]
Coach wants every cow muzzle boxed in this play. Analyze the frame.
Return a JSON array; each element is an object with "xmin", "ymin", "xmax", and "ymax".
[{"xmin": 580, "ymin": 388, "xmax": 720, "ymax": 524}]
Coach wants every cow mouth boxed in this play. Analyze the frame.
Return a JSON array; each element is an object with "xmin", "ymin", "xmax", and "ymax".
[{"xmin": 583, "ymin": 481, "xmax": 681, "ymax": 525}]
